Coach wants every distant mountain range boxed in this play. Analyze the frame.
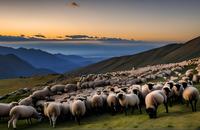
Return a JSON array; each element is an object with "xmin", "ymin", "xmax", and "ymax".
[
  {"xmin": 0, "ymin": 46, "xmax": 102, "ymax": 79},
  {"xmin": 0, "ymin": 54, "xmax": 53, "ymax": 79},
  {"xmin": 70, "ymin": 36, "xmax": 200, "ymax": 76}
]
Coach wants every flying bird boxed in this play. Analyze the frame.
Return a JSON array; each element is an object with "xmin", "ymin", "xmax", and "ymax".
[{"xmin": 67, "ymin": 1, "xmax": 80, "ymax": 8}]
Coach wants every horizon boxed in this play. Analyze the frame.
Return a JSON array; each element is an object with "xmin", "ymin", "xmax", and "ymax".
[{"xmin": 0, "ymin": 0, "xmax": 200, "ymax": 42}]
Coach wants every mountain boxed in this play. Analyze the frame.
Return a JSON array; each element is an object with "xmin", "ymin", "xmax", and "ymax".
[
  {"xmin": 54, "ymin": 54, "xmax": 103, "ymax": 66},
  {"xmin": 0, "ymin": 54, "xmax": 53, "ymax": 79},
  {"xmin": 0, "ymin": 46, "xmax": 103, "ymax": 73},
  {"xmin": 69, "ymin": 36, "xmax": 200, "ymax": 76}
]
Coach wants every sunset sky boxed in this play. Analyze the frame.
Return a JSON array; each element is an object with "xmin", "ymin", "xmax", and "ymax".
[{"xmin": 0, "ymin": 0, "xmax": 200, "ymax": 42}]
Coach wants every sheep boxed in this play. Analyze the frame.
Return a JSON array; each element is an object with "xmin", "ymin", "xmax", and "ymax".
[
  {"xmin": 44, "ymin": 102, "xmax": 62, "ymax": 128},
  {"xmin": 31, "ymin": 86, "xmax": 52, "ymax": 100},
  {"xmin": 132, "ymin": 88, "xmax": 145, "ymax": 107},
  {"xmin": 64, "ymin": 84, "xmax": 77, "ymax": 93},
  {"xmin": 192, "ymin": 75, "xmax": 200, "ymax": 83},
  {"xmin": 117, "ymin": 93, "xmax": 141, "ymax": 115},
  {"xmin": 18, "ymin": 95, "xmax": 35, "ymax": 106},
  {"xmin": 70, "ymin": 99, "xmax": 86, "ymax": 125},
  {"xmin": 0, "ymin": 102, "xmax": 18, "ymax": 119},
  {"xmin": 8, "ymin": 105, "xmax": 42, "ymax": 129},
  {"xmin": 51, "ymin": 84, "xmax": 65, "ymax": 94},
  {"xmin": 107, "ymin": 92, "xmax": 119, "ymax": 115},
  {"xmin": 142, "ymin": 83, "xmax": 155, "ymax": 98},
  {"xmin": 145, "ymin": 90, "xmax": 168, "ymax": 118},
  {"xmin": 91, "ymin": 93, "xmax": 104, "ymax": 113},
  {"xmin": 183, "ymin": 86, "xmax": 199, "ymax": 112},
  {"xmin": 185, "ymin": 69, "xmax": 194, "ymax": 80},
  {"xmin": 172, "ymin": 83, "xmax": 184, "ymax": 104}
]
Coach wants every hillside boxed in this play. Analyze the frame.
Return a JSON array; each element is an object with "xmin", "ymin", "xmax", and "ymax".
[
  {"xmin": 0, "ymin": 54, "xmax": 53, "ymax": 79},
  {"xmin": 70, "ymin": 36, "xmax": 200, "ymax": 75}
]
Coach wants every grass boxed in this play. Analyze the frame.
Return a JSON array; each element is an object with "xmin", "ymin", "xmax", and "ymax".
[{"xmin": 0, "ymin": 74, "xmax": 60, "ymax": 96}]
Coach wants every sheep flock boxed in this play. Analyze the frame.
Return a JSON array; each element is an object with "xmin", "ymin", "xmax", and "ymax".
[{"xmin": 1, "ymin": 57, "xmax": 200, "ymax": 129}]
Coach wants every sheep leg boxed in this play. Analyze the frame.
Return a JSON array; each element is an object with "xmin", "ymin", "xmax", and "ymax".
[
  {"xmin": 194, "ymin": 100, "xmax": 197, "ymax": 112},
  {"xmin": 124, "ymin": 106, "xmax": 128, "ymax": 115},
  {"xmin": 138, "ymin": 104, "xmax": 142, "ymax": 114},
  {"xmin": 164, "ymin": 102, "xmax": 168, "ymax": 113},
  {"xmin": 8, "ymin": 115, "xmax": 15, "ymax": 128},
  {"xmin": 52, "ymin": 116, "xmax": 57, "ymax": 128},
  {"xmin": 12, "ymin": 118, "xmax": 18, "ymax": 129},
  {"xmin": 49, "ymin": 117, "xmax": 52, "ymax": 126},
  {"xmin": 29, "ymin": 118, "xmax": 32, "ymax": 125},
  {"xmin": 189, "ymin": 100, "xmax": 194, "ymax": 112}
]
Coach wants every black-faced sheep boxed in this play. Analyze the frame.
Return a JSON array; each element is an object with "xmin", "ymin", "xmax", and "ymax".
[
  {"xmin": 142, "ymin": 83, "xmax": 155, "ymax": 97},
  {"xmin": 8, "ymin": 105, "xmax": 42, "ymax": 129},
  {"xmin": 183, "ymin": 86, "xmax": 199, "ymax": 112},
  {"xmin": 70, "ymin": 99, "xmax": 86, "ymax": 125},
  {"xmin": 145, "ymin": 90, "xmax": 168, "ymax": 118},
  {"xmin": 44, "ymin": 102, "xmax": 62, "ymax": 128},
  {"xmin": 172, "ymin": 83, "xmax": 184, "ymax": 104},
  {"xmin": 117, "ymin": 93, "xmax": 141, "ymax": 115},
  {"xmin": 0, "ymin": 102, "xmax": 18, "ymax": 118}
]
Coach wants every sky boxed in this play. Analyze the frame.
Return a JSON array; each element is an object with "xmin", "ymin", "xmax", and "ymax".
[{"xmin": 0, "ymin": 0, "xmax": 200, "ymax": 42}]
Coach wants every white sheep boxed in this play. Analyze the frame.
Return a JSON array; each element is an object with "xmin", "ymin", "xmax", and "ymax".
[
  {"xmin": 142, "ymin": 83, "xmax": 155, "ymax": 98},
  {"xmin": 183, "ymin": 86, "xmax": 199, "ymax": 112},
  {"xmin": 32, "ymin": 86, "xmax": 52, "ymax": 100},
  {"xmin": 117, "ymin": 93, "xmax": 141, "ymax": 115},
  {"xmin": 145, "ymin": 90, "xmax": 168, "ymax": 118},
  {"xmin": 18, "ymin": 95, "xmax": 35, "ymax": 106},
  {"xmin": 91, "ymin": 93, "xmax": 104, "ymax": 113},
  {"xmin": 0, "ymin": 102, "xmax": 18, "ymax": 118},
  {"xmin": 44, "ymin": 102, "xmax": 62, "ymax": 128},
  {"xmin": 70, "ymin": 99, "xmax": 86, "ymax": 125},
  {"xmin": 8, "ymin": 105, "xmax": 42, "ymax": 129},
  {"xmin": 107, "ymin": 92, "xmax": 119, "ymax": 115},
  {"xmin": 51, "ymin": 84, "xmax": 65, "ymax": 94},
  {"xmin": 64, "ymin": 84, "xmax": 77, "ymax": 93}
]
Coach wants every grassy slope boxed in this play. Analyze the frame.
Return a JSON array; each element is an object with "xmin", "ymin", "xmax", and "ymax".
[{"xmin": 0, "ymin": 74, "xmax": 60, "ymax": 96}]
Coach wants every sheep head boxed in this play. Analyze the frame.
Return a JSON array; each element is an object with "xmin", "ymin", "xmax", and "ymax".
[{"xmin": 146, "ymin": 108, "xmax": 157, "ymax": 119}]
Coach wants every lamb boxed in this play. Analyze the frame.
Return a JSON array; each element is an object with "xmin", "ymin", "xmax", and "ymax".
[
  {"xmin": 32, "ymin": 86, "xmax": 52, "ymax": 100},
  {"xmin": 51, "ymin": 84, "xmax": 66, "ymax": 94},
  {"xmin": 182, "ymin": 86, "xmax": 199, "ymax": 112},
  {"xmin": 70, "ymin": 99, "xmax": 86, "ymax": 125},
  {"xmin": 44, "ymin": 102, "xmax": 62, "ymax": 128},
  {"xmin": 117, "ymin": 93, "xmax": 141, "ymax": 115},
  {"xmin": 145, "ymin": 90, "xmax": 168, "ymax": 118},
  {"xmin": 8, "ymin": 105, "xmax": 42, "ymax": 129},
  {"xmin": 0, "ymin": 102, "xmax": 18, "ymax": 118}
]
